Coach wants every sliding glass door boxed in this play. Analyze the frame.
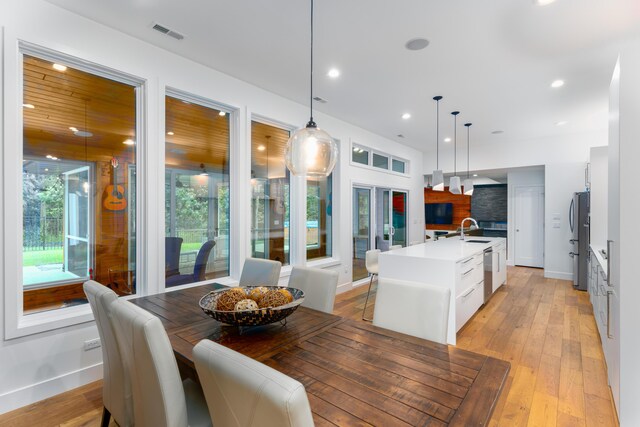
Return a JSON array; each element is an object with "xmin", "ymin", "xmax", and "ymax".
[
  {"xmin": 352, "ymin": 187, "xmax": 371, "ymax": 281},
  {"xmin": 391, "ymin": 190, "xmax": 407, "ymax": 248}
]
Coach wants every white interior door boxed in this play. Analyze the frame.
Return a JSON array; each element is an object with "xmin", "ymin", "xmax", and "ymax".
[{"xmin": 514, "ymin": 186, "xmax": 544, "ymax": 267}]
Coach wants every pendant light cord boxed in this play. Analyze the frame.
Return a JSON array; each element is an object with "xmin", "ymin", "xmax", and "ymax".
[
  {"xmin": 467, "ymin": 125, "xmax": 470, "ymax": 179},
  {"xmin": 308, "ymin": 0, "xmax": 315, "ymax": 127},
  {"xmin": 452, "ymin": 111, "xmax": 459, "ymax": 175},
  {"xmin": 436, "ymin": 99, "xmax": 439, "ymax": 170}
]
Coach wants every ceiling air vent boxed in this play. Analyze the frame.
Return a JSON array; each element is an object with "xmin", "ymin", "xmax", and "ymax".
[
  {"xmin": 152, "ymin": 22, "xmax": 185, "ymax": 40},
  {"xmin": 313, "ymin": 96, "xmax": 327, "ymax": 104}
]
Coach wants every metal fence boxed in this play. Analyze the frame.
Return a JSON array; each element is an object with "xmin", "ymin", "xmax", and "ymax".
[{"xmin": 23, "ymin": 216, "xmax": 64, "ymax": 251}]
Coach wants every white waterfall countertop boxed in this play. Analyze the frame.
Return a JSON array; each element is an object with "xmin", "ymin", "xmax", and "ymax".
[{"xmin": 381, "ymin": 236, "xmax": 506, "ymax": 262}]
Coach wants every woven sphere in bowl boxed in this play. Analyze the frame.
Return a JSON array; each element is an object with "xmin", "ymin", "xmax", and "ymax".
[
  {"xmin": 215, "ymin": 287, "xmax": 247, "ymax": 311},
  {"xmin": 199, "ymin": 286, "xmax": 305, "ymax": 327},
  {"xmin": 258, "ymin": 289, "xmax": 289, "ymax": 308},
  {"xmin": 248, "ymin": 286, "xmax": 269, "ymax": 302}
]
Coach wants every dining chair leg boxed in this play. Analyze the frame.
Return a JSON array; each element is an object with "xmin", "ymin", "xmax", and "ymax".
[
  {"xmin": 362, "ymin": 273, "xmax": 377, "ymax": 321},
  {"xmin": 101, "ymin": 406, "xmax": 111, "ymax": 427}
]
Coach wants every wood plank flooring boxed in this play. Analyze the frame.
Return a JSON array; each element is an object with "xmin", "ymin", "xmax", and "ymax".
[{"xmin": 0, "ymin": 266, "xmax": 617, "ymax": 426}]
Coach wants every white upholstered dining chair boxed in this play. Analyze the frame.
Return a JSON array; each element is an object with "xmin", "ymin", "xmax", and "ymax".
[
  {"xmin": 110, "ymin": 299, "xmax": 212, "ymax": 427},
  {"xmin": 362, "ymin": 249, "xmax": 381, "ymax": 321},
  {"xmin": 372, "ymin": 278, "xmax": 451, "ymax": 345},
  {"xmin": 288, "ymin": 266, "xmax": 339, "ymax": 314},
  {"xmin": 193, "ymin": 339, "xmax": 315, "ymax": 427},
  {"xmin": 83, "ymin": 280, "xmax": 133, "ymax": 427},
  {"xmin": 239, "ymin": 258, "xmax": 282, "ymax": 286}
]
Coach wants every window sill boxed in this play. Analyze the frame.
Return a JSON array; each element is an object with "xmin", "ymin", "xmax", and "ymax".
[
  {"xmin": 306, "ymin": 257, "xmax": 341, "ymax": 270},
  {"xmin": 7, "ymin": 304, "xmax": 95, "ymax": 340}
]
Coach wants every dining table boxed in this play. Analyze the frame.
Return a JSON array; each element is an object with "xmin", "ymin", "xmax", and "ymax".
[{"xmin": 131, "ymin": 283, "xmax": 510, "ymax": 427}]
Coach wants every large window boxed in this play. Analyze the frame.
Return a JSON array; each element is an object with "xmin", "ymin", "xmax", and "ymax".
[
  {"xmin": 22, "ymin": 54, "xmax": 138, "ymax": 313},
  {"xmin": 306, "ymin": 175, "xmax": 332, "ymax": 260},
  {"xmin": 165, "ymin": 94, "xmax": 230, "ymax": 287},
  {"xmin": 251, "ymin": 121, "xmax": 290, "ymax": 265}
]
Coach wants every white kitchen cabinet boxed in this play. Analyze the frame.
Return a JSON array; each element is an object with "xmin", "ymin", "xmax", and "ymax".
[{"xmin": 378, "ymin": 237, "xmax": 506, "ymax": 344}]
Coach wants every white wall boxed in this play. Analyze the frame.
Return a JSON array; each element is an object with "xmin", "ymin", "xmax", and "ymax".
[
  {"xmin": 589, "ymin": 146, "xmax": 608, "ymax": 249},
  {"xmin": 0, "ymin": 0, "xmax": 424, "ymax": 413},
  {"xmin": 543, "ymin": 162, "xmax": 588, "ymax": 280},
  {"xmin": 617, "ymin": 37, "xmax": 640, "ymax": 426},
  {"xmin": 506, "ymin": 167, "xmax": 545, "ymax": 265}
]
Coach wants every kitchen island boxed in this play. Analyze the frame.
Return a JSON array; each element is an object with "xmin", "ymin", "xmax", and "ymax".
[{"xmin": 378, "ymin": 236, "xmax": 507, "ymax": 344}]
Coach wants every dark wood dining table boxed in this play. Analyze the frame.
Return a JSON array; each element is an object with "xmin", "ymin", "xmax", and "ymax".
[{"xmin": 131, "ymin": 284, "xmax": 510, "ymax": 427}]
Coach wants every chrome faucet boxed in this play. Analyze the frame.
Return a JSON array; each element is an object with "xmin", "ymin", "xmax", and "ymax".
[{"xmin": 460, "ymin": 217, "xmax": 478, "ymax": 241}]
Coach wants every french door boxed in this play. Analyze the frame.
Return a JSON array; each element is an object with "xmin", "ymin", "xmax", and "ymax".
[
  {"xmin": 63, "ymin": 166, "xmax": 92, "ymax": 278},
  {"xmin": 352, "ymin": 187, "xmax": 372, "ymax": 281},
  {"xmin": 377, "ymin": 189, "xmax": 408, "ymax": 250}
]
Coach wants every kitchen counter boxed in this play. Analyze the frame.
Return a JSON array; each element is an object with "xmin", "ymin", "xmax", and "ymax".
[
  {"xmin": 379, "ymin": 237, "xmax": 507, "ymax": 345},
  {"xmin": 384, "ymin": 236, "xmax": 505, "ymax": 262},
  {"xmin": 590, "ymin": 243, "xmax": 608, "ymax": 276}
]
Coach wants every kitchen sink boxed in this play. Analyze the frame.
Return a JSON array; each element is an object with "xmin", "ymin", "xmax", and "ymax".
[{"xmin": 465, "ymin": 239, "xmax": 491, "ymax": 243}]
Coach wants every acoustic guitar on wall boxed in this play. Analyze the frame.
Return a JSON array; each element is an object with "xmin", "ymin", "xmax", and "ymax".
[{"xmin": 103, "ymin": 157, "xmax": 127, "ymax": 211}]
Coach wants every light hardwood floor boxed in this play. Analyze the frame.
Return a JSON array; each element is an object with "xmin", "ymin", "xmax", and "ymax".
[{"xmin": 0, "ymin": 266, "xmax": 618, "ymax": 426}]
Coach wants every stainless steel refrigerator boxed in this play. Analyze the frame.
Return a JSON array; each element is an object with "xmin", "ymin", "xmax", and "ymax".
[{"xmin": 569, "ymin": 192, "xmax": 589, "ymax": 290}]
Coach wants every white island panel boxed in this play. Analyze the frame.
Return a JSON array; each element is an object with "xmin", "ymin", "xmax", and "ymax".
[{"xmin": 378, "ymin": 237, "xmax": 506, "ymax": 345}]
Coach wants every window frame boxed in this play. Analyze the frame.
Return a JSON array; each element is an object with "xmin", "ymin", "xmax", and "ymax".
[
  {"xmin": 163, "ymin": 88, "xmax": 234, "ymax": 288},
  {"xmin": 4, "ymin": 41, "xmax": 146, "ymax": 339},
  {"xmin": 349, "ymin": 141, "xmax": 410, "ymax": 177}
]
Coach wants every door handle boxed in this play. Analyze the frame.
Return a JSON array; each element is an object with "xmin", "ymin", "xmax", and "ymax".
[
  {"xmin": 607, "ymin": 240, "xmax": 613, "ymax": 287},
  {"xmin": 607, "ymin": 290, "xmax": 613, "ymax": 339}
]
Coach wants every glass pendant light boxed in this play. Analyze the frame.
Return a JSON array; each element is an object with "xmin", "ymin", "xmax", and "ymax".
[
  {"xmin": 463, "ymin": 123, "xmax": 474, "ymax": 196},
  {"xmin": 449, "ymin": 111, "xmax": 462, "ymax": 194},
  {"xmin": 432, "ymin": 96, "xmax": 444, "ymax": 191},
  {"xmin": 285, "ymin": 0, "xmax": 338, "ymax": 177}
]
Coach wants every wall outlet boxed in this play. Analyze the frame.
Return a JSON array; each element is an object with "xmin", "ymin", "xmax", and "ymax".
[{"xmin": 84, "ymin": 338, "xmax": 101, "ymax": 351}]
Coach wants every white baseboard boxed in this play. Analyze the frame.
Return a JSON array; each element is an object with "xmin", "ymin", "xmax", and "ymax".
[
  {"xmin": 336, "ymin": 282, "xmax": 352, "ymax": 294},
  {"xmin": 0, "ymin": 363, "xmax": 103, "ymax": 415},
  {"xmin": 544, "ymin": 270, "xmax": 573, "ymax": 281}
]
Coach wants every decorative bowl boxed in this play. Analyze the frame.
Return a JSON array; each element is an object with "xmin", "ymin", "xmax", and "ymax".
[{"xmin": 199, "ymin": 286, "xmax": 305, "ymax": 327}]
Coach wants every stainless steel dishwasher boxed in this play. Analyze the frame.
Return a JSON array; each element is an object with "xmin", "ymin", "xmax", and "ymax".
[{"xmin": 483, "ymin": 247, "xmax": 494, "ymax": 303}]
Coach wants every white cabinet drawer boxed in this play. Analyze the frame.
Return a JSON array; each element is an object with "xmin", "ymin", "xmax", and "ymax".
[
  {"xmin": 457, "ymin": 263, "xmax": 483, "ymax": 294},
  {"xmin": 456, "ymin": 279, "xmax": 484, "ymax": 331}
]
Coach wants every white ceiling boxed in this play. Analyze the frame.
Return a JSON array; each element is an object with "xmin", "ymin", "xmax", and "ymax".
[{"xmin": 45, "ymin": 0, "xmax": 640, "ymax": 153}]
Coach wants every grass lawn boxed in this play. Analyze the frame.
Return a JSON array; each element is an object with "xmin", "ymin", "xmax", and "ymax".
[{"xmin": 23, "ymin": 249, "xmax": 63, "ymax": 266}]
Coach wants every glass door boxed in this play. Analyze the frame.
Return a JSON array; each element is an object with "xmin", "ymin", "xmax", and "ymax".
[
  {"xmin": 352, "ymin": 187, "xmax": 371, "ymax": 281},
  {"xmin": 390, "ymin": 191, "xmax": 407, "ymax": 248},
  {"xmin": 63, "ymin": 166, "xmax": 91, "ymax": 279}
]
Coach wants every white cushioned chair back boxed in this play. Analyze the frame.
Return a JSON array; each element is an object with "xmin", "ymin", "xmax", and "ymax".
[
  {"xmin": 110, "ymin": 299, "xmax": 189, "ymax": 427},
  {"xmin": 372, "ymin": 278, "xmax": 451, "ymax": 344},
  {"xmin": 193, "ymin": 340, "xmax": 314, "ymax": 427},
  {"xmin": 83, "ymin": 281, "xmax": 133, "ymax": 426},
  {"xmin": 389, "ymin": 245, "xmax": 402, "ymax": 250},
  {"xmin": 239, "ymin": 258, "xmax": 282, "ymax": 286},
  {"xmin": 365, "ymin": 249, "xmax": 380, "ymax": 275},
  {"xmin": 288, "ymin": 266, "xmax": 339, "ymax": 314}
]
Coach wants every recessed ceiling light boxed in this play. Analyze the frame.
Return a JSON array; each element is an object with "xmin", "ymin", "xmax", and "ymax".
[
  {"xmin": 52, "ymin": 63, "xmax": 67, "ymax": 72},
  {"xmin": 556, "ymin": 121, "xmax": 568, "ymax": 126},
  {"xmin": 551, "ymin": 79, "xmax": 565, "ymax": 88},
  {"xmin": 534, "ymin": 0, "xmax": 556, "ymax": 5},
  {"xmin": 401, "ymin": 113, "xmax": 411, "ymax": 120},
  {"xmin": 444, "ymin": 137, "xmax": 451, "ymax": 142},
  {"xmin": 123, "ymin": 139, "xmax": 135, "ymax": 145},
  {"xmin": 257, "ymin": 145, "xmax": 266, "ymax": 151},
  {"xmin": 44, "ymin": 168, "xmax": 49, "ymax": 172},
  {"xmin": 69, "ymin": 127, "xmax": 78, "ymax": 132},
  {"xmin": 167, "ymin": 131, "xmax": 174, "ymax": 135},
  {"xmin": 353, "ymin": 147, "xmax": 359, "ymax": 152},
  {"xmin": 473, "ymin": 174, "xmax": 478, "ymax": 177},
  {"xmin": 218, "ymin": 111, "xmax": 226, "ymax": 116},
  {"xmin": 327, "ymin": 68, "xmax": 340, "ymax": 78},
  {"xmin": 46, "ymin": 155, "xmax": 53, "ymax": 159},
  {"xmin": 74, "ymin": 130, "xmax": 93, "ymax": 137},
  {"xmin": 405, "ymin": 38, "xmax": 430, "ymax": 51},
  {"xmin": 491, "ymin": 130, "xmax": 504, "ymax": 134},
  {"xmin": 22, "ymin": 103, "xmax": 35, "ymax": 109}
]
